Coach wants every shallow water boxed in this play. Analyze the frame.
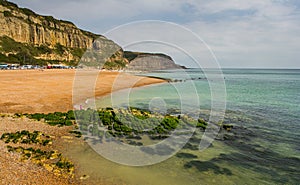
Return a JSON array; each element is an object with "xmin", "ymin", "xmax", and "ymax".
[{"xmin": 66, "ymin": 69, "xmax": 300, "ymax": 184}]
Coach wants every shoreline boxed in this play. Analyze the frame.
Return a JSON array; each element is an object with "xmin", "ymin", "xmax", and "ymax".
[
  {"xmin": 91, "ymin": 71, "xmax": 168, "ymax": 107},
  {"xmin": 77, "ymin": 79, "xmax": 168, "ymax": 110},
  {"xmin": 0, "ymin": 69, "xmax": 166, "ymax": 184},
  {"xmin": 0, "ymin": 69, "xmax": 166, "ymax": 114}
]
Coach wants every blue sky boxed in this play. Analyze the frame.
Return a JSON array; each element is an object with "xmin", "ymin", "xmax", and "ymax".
[{"xmin": 10, "ymin": 0, "xmax": 300, "ymax": 68}]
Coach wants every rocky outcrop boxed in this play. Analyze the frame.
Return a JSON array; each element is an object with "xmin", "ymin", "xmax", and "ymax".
[{"xmin": 126, "ymin": 54, "xmax": 182, "ymax": 71}]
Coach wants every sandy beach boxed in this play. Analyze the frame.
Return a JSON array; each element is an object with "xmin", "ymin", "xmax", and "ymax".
[
  {"xmin": 0, "ymin": 69, "xmax": 166, "ymax": 113},
  {"xmin": 0, "ymin": 69, "xmax": 166, "ymax": 184}
]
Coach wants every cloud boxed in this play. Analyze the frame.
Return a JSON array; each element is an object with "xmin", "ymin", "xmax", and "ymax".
[
  {"xmin": 9, "ymin": 0, "xmax": 300, "ymax": 68},
  {"xmin": 183, "ymin": 0, "xmax": 300, "ymax": 68}
]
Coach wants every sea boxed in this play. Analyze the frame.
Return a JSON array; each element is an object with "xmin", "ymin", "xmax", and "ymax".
[{"xmin": 63, "ymin": 68, "xmax": 300, "ymax": 185}]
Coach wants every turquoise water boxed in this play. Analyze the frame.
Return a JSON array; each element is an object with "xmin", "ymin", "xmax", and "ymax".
[{"xmin": 74, "ymin": 69, "xmax": 300, "ymax": 184}]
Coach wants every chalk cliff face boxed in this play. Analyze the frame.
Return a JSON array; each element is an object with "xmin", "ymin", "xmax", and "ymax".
[{"xmin": 0, "ymin": 1, "xmax": 97, "ymax": 48}]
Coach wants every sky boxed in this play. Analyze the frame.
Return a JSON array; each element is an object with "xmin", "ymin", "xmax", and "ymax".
[{"xmin": 9, "ymin": 0, "xmax": 300, "ymax": 68}]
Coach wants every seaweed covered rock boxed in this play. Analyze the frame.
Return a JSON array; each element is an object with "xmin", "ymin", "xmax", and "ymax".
[{"xmin": 1, "ymin": 130, "xmax": 52, "ymax": 146}]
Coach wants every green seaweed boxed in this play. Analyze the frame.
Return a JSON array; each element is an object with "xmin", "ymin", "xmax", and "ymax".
[
  {"xmin": 26, "ymin": 111, "xmax": 75, "ymax": 127},
  {"xmin": 24, "ymin": 108, "xmax": 217, "ymax": 144},
  {"xmin": 0, "ymin": 130, "xmax": 52, "ymax": 145}
]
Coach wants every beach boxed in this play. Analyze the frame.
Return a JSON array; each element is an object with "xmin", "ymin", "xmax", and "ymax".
[
  {"xmin": 1, "ymin": 69, "xmax": 299, "ymax": 185},
  {"xmin": 0, "ymin": 69, "xmax": 166, "ymax": 113},
  {"xmin": 0, "ymin": 69, "xmax": 166, "ymax": 184},
  {"xmin": 0, "ymin": 115, "xmax": 78, "ymax": 185}
]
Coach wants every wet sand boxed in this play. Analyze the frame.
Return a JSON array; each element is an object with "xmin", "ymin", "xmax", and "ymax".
[{"xmin": 0, "ymin": 69, "xmax": 166, "ymax": 113}]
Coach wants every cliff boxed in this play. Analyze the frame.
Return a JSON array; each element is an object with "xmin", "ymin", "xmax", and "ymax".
[
  {"xmin": 0, "ymin": 0, "xmax": 125, "ymax": 67},
  {"xmin": 0, "ymin": 1, "xmax": 97, "ymax": 48},
  {"xmin": 126, "ymin": 54, "xmax": 182, "ymax": 71},
  {"xmin": 0, "ymin": 1, "xmax": 182, "ymax": 70}
]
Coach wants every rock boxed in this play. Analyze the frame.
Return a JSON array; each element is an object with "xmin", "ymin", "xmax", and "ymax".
[
  {"xmin": 80, "ymin": 174, "xmax": 90, "ymax": 180},
  {"xmin": 43, "ymin": 163, "xmax": 54, "ymax": 172}
]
